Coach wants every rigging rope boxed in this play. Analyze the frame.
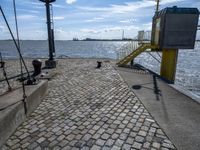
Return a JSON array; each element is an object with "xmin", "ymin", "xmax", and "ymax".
[
  {"xmin": 0, "ymin": 6, "xmax": 31, "ymax": 80},
  {"xmin": 12, "ymin": 0, "xmax": 27, "ymax": 114},
  {"xmin": 0, "ymin": 52, "xmax": 12, "ymax": 91}
]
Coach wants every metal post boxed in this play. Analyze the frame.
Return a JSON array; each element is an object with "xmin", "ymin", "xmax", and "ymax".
[
  {"xmin": 45, "ymin": 2, "xmax": 54, "ymax": 61},
  {"xmin": 160, "ymin": 49, "xmax": 178, "ymax": 83},
  {"xmin": 40, "ymin": 0, "xmax": 56, "ymax": 68},
  {"xmin": 155, "ymin": 0, "xmax": 160, "ymax": 16}
]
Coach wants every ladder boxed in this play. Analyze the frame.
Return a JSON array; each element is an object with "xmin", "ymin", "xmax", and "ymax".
[{"xmin": 117, "ymin": 43, "xmax": 158, "ymax": 66}]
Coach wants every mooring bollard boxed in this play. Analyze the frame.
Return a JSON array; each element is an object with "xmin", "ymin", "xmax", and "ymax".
[
  {"xmin": 32, "ymin": 59, "xmax": 42, "ymax": 76},
  {"xmin": 97, "ymin": 61, "xmax": 102, "ymax": 68}
]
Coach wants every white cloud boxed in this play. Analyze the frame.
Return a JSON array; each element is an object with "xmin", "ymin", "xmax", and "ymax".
[
  {"xmin": 78, "ymin": 0, "xmax": 184, "ymax": 14},
  {"xmin": 54, "ymin": 16, "xmax": 65, "ymax": 20},
  {"xmin": 0, "ymin": 25, "xmax": 8, "ymax": 33},
  {"xmin": 119, "ymin": 19, "xmax": 137, "ymax": 24},
  {"xmin": 53, "ymin": 4, "xmax": 66, "ymax": 9},
  {"xmin": 85, "ymin": 17, "xmax": 104, "ymax": 22},
  {"xmin": 66, "ymin": 0, "xmax": 76, "ymax": 5},
  {"xmin": 17, "ymin": 15, "xmax": 37, "ymax": 20}
]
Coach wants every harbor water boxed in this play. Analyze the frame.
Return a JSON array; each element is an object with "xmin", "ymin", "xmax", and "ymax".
[{"xmin": 0, "ymin": 40, "xmax": 200, "ymax": 97}]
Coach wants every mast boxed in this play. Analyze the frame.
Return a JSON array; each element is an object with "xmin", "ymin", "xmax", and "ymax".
[{"xmin": 39, "ymin": 0, "xmax": 57, "ymax": 68}]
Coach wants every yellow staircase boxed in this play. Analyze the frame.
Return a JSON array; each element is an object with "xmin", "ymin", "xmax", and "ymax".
[{"xmin": 117, "ymin": 43, "xmax": 158, "ymax": 66}]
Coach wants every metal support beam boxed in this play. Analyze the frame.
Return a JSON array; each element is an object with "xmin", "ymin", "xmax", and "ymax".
[
  {"xmin": 45, "ymin": 2, "xmax": 54, "ymax": 61},
  {"xmin": 160, "ymin": 49, "xmax": 178, "ymax": 83}
]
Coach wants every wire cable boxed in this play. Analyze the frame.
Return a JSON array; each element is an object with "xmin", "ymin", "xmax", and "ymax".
[
  {"xmin": 12, "ymin": 0, "xmax": 27, "ymax": 114},
  {"xmin": 0, "ymin": 6, "xmax": 31, "ymax": 80}
]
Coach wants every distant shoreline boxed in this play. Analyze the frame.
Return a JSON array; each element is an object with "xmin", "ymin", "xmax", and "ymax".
[{"xmin": 1, "ymin": 39, "xmax": 199, "ymax": 42}]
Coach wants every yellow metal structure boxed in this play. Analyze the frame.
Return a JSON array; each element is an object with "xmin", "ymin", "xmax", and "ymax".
[
  {"xmin": 117, "ymin": 43, "xmax": 158, "ymax": 66},
  {"xmin": 160, "ymin": 49, "xmax": 178, "ymax": 83},
  {"xmin": 117, "ymin": 44, "xmax": 179, "ymax": 83}
]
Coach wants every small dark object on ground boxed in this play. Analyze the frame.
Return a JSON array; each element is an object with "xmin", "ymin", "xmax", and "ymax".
[
  {"xmin": 0, "ymin": 61, "xmax": 5, "ymax": 68},
  {"xmin": 97, "ymin": 61, "xmax": 102, "ymax": 68},
  {"xmin": 132, "ymin": 85, "xmax": 142, "ymax": 90},
  {"xmin": 32, "ymin": 59, "xmax": 42, "ymax": 77},
  {"xmin": 26, "ymin": 78, "xmax": 36, "ymax": 85}
]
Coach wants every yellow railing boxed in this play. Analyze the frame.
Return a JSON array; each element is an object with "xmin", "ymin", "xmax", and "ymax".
[{"xmin": 117, "ymin": 43, "xmax": 158, "ymax": 66}]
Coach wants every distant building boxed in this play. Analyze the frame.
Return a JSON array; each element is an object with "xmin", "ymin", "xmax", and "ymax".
[{"xmin": 73, "ymin": 38, "xmax": 79, "ymax": 41}]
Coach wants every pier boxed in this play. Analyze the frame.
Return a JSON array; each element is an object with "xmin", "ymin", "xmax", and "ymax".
[
  {"xmin": 0, "ymin": 58, "xmax": 199, "ymax": 150},
  {"xmin": 0, "ymin": 0, "xmax": 199, "ymax": 149}
]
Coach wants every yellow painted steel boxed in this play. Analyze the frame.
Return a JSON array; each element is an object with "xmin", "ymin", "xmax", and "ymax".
[
  {"xmin": 160, "ymin": 49, "xmax": 178, "ymax": 83},
  {"xmin": 117, "ymin": 43, "xmax": 158, "ymax": 66}
]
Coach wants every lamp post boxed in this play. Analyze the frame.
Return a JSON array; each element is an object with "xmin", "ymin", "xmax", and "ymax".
[{"xmin": 39, "ymin": 0, "xmax": 56, "ymax": 68}]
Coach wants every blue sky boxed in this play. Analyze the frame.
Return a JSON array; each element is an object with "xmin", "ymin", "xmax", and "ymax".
[{"xmin": 0, "ymin": 0, "xmax": 199, "ymax": 40}]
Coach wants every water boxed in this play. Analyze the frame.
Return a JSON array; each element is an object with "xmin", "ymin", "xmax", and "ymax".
[
  {"xmin": 0, "ymin": 40, "xmax": 121, "ymax": 59},
  {"xmin": 0, "ymin": 40, "xmax": 200, "ymax": 97}
]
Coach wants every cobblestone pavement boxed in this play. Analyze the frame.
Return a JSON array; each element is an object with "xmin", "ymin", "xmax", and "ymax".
[{"xmin": 2, "ymin": 59, "xmax": 176, "ymax": 150}]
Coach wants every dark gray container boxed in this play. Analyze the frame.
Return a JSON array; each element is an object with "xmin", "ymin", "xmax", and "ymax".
[{"xmin": 151, "ymin": 6, "xmax": 199, "ymax": 49}]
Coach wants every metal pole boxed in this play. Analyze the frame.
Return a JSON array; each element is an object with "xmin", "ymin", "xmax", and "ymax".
[
  {"xmin": 0, "ymin": 6, "xmax": 31, "ymax": 78},
  {"xmin": 45, "ymin": 2, "xmax": 54, "ymax": 61},
  {"xmin": 155, "ymin": 0, "xmax": 160, "ymax": 16}
]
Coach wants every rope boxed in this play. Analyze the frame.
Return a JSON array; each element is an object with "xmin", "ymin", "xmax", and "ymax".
[
  {"xmin": 146, "ymin": 52, "xmax": 161, "ymax": 63},
  {"xmin": 0, "ymin": 6, "xmax": 31, "ymax": 80},
  {"xmin": 0, "ymin": 52, "xmax": 12, "ymax": 91},
  {"xmin": 13, "ymin": 0, "xmax": 27, "ymax": 114}
]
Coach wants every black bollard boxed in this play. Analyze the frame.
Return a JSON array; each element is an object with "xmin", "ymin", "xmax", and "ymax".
[
  {"xmin": 97, "ymin": 61, "xmax": 102, "ymax": 68},
  {"xmin": 32, "ymin": 59, "xmax": 42, "ymax": 77}
]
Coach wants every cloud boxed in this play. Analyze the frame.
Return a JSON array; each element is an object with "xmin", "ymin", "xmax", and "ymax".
[
  {"xmin": 66, "ymin": 0, "xmax": 76, "ymax": 5},
  {"xmin": 80, "ymin": 29, "xmax": 101, "ymax": 34},
  {"xmin": 53, "ymin": 4, "xmax": 67, "ymax": 9},
  {"xmin": 17, "ymin": 15, "xmax": 37, "ymax": 20},
  {"xmin": 0, "ymin": 25, "xmax": 8, "ymax": 33},
  {"xmin": 17, "ymin": 8, "xmax": 39, "ymax": 14},
  {"xmin": 119, "ymin": 19, "xmax": 137, "ymax": 24},
  {"xmin": 78, "ymin": 0, "xmax": 184, "ymax": 14},
  {"xmin": 85, "ymin": 17, "xmax": 104, "ymax": 22},
  {"xmin": 54, "ymin": 16, "xmax": 65, "ymax": 20}
]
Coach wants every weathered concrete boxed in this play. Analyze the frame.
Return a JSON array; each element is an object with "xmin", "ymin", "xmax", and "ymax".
[
  {"xmin": 0, "ymin": 102, "xmax": 25, "ymax": 147},
  {"xmin": 116, "ymin": 66, "xmax": 200, "ymax": 150},
  {"xmin": 0, "ymin": 80, "xmax": 48, "ymax": 147},
  {"xmin": 1, "ymin": 59, "xmax": 176, "ymax": 150}
]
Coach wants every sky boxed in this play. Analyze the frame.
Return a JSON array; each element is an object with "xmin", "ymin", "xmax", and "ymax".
[{"xmin": 0, "ymin": 0, "xmax": 199, "ymax": 40}]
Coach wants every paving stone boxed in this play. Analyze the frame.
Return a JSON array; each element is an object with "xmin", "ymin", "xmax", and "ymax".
[
  {"xmin": 101, "ymin": 133, "xmax": 110, "ymax": 140},
  {"xmin": 115, "ymin": 139, "xmax": 124, "ymax": 147},
  {"xmin": 111, "ymin": 145, "xmax": 121, "ymax": 150},
  {"xmin": 143, "ymin": 142, "xmax": 151, "ymax": 149},
  {"xmin": 152, "ymin": 142, "xmax": 161, "ymax": 149},
  {"xmin": 91, "ymin": 145, "xmax": 101, "ymax": 150},
  {"xmin": 96, "ymin": 139, "xmax": 106, "ymax": 146},
  {"xmin": 37, "ymin": 137, "xmax": 46, "ymax": 143},
  {"xmin": 122, "ymin": 143, "xmax": 131, "ymax": 150},
  {"xmin": 132, "ymin": 142, "xmax": 142, "ymax": 149},
  {"xmin": 126, "ymin": 137, "xmax": 134, "ymax": 145},
  {"xmin": 138, "ymin": 130, "xmax": 147, "ymax": 137},
  {"xmin": 162, "ymin": 142, "xmax": 176, "ymax": 149},
  {"xmin": 111, "ymin": 133, "xmax": 119, "ymax": 140},
  {"xmin": 135, "ymin": 136, "xmax": 145, "ymax": 143}
]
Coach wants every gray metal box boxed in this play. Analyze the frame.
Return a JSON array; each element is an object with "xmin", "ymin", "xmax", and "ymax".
[{"xmin": 151, "ymin": 7, "xmax": 199, "ymax": 49}]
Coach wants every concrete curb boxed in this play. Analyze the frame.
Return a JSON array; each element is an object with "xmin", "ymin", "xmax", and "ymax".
[
  {"xmin": 170, "ymin": 84, "xmax": 200, "ymax": 104},
  {"xmin": 0, "ymin": 80, "xmax": 48, "ymax": 147}
]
